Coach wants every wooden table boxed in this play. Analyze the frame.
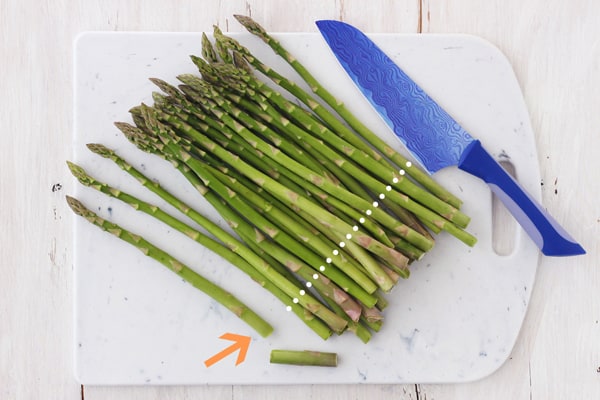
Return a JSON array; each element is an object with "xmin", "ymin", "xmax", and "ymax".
[{"xmin": 2, "ymin": 1, "xmax": 598, "ymax": 398}]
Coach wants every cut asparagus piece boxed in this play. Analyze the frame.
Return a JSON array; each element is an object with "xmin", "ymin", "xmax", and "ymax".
[{"xmin": 270, "ymin": 350, "xmax": 338, "ymax": 367}]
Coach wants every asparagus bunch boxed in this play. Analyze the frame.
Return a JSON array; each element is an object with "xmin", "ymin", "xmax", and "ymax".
[{"xmin": 68, "ymin": 16, "xmax": 475, "ymax": 342}]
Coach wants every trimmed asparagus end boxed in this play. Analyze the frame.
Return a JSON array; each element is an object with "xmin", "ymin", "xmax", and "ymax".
[{"xmin": 270, "ymin": 349, "xmax": 338, "ymax": 367}]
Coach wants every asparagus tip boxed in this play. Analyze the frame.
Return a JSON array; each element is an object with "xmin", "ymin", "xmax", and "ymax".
[
  {"xmin": 65, "ymin": 195, "xmax": 91, "ymax": 218},
  {"xmin": 234, "ymin": 15, "xmax": 272, "ymax": 47},
  {"xmin": 212, "ymin": 24, "xmax": 223, "ymax": 36},
  {"xmin": 175, "ymin": 73, "xmax": 197, "ymax": 84},
  {"xmin": 189, "ymin": 54, "xmax": 203, "ymax": 64},
  {"xmin": 232, "ymin": 51, "xmax": 252, "ymax": 74},
  {"xmin": 114, "ymin": 122, "xmax": 143, "ymax": 140},
  {"xmin": 149, "ymin": 77, "xmax": 181, "ymax": 98},
  {"xmin": 151, "ymin": 91, "xmax": 171, "ymax": 108},
  {"xmin": 114, "ymin": 121, "xmax": 154, "ymax": 153},
  {"xmin": 66, "ymin": 161, "xmax": 91, "ymax": 186},
  {"xmin": 201, "ymin": 31, "xmax": 219, "ymax": 64},
  {"xmin": 129, "ymin": 105, "xmax": 142, "ymax": 115},
  {"xmin": 86, "ymin": 143, "xmax": 114, "ymax": 158},
  {"xmin": 139, "ymin": 103, "xmax": 161, "ymax": 130},
  {"xmin": 233, "ymin": 15, "xmax": 265, "ymax": 35}
]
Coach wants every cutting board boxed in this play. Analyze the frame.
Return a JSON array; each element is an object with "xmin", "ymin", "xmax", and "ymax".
[{"xmin": 72, "ymin": 31, "xmax": 540, "ymax": 384}]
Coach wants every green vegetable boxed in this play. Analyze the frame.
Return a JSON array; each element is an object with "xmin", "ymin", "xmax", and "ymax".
[
  {"xmin": 270, "ymin": 349, "xmax": 338, "ymax": 367},
  {"xmin": 65, "ymin": 195, "xmax": 274, "ymax": 338},
  {"xmin": 67, "ymin": 15, "xmax": 475, "ymax": 343}
]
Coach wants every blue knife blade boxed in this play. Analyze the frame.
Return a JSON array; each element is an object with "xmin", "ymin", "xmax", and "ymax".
[{"xmin": 316, "ymin": 20, "xmax": 585, "ymax": 256}]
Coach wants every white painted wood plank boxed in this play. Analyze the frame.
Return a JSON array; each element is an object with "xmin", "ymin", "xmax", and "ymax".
[
  {"xmin": 234, "ymin": 384, "xmax": 419, "ymax": 400},
  {"xmin": 420, "ymin": 0, "xmax": 600, "ymax": 399},
  {"xmin": 0, "ymin": 0, "xmax": 82, "ymax": 398},
  {"xmin": 82, "ymin": 385, "xmax": 233, "ymax": 399}
]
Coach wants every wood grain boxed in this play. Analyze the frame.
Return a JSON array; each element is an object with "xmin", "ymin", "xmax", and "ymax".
[{"xmin": 1, "ymin": 0, "xmax": 598, "ymax": 399}]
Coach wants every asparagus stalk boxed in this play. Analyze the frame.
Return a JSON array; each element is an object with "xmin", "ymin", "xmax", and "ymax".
[
  {"xmin": 67, "ymin": 18, "xmax": 481, "ymax": 345},
  {"xmin": 270, "ymin": 350, "xmax": 338, "ymax": 367},
  {"xmin": 66, "ymin": 195, "xmax": 274, "ymax": 338}
]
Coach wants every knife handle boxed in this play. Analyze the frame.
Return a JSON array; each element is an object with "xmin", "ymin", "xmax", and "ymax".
[{"xmin": 458, "ymin": 140, "xmax": 585, "ymax": 256}]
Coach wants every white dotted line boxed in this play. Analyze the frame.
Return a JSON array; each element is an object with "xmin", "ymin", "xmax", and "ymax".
[{"xmin": 286, "ymin": 162, "xmax": 412, "ymax": 311}]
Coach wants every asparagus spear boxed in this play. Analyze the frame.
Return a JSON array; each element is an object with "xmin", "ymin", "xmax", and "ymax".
[
  {"xmin": 66, "ymin": 195, "xmax": 274, "ymax": 338},
  {"xmin": 270, "ymin": 350, "xmax": 338, "ymax": 367},
  {"xmin": 69, "ymin": 20, "xmax": 480, "ymax": 345}
]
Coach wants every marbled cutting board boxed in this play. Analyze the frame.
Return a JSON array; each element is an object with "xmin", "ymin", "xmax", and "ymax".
[{"xmin": 72, "ymin": 31, "xmax": 540, "ymax": 384}]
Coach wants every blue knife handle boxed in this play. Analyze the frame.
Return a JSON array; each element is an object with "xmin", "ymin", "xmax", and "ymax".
[{"xmin": 458, "ymin": 140, "xmax": 585, "ymax": 256}]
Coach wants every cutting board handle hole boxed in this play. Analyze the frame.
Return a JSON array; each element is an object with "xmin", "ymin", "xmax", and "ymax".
[{"xmin": 492, "ymin": 160, "xmax": 518, "ymax": 256}]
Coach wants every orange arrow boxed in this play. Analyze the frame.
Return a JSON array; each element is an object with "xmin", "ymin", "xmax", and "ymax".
[{"xmin": 204, "ymin": 333, "xmax": 251, "ymax": 368}]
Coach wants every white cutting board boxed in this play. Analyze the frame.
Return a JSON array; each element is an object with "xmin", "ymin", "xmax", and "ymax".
[{"xmin": 72, "ymin": 31, "xmax": 540, "ymax": 384}]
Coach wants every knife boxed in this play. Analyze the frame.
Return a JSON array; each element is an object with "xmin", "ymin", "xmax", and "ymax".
[{"xmin": 316, "ymin": 20, "xmax": 584, "ymax": 256}]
